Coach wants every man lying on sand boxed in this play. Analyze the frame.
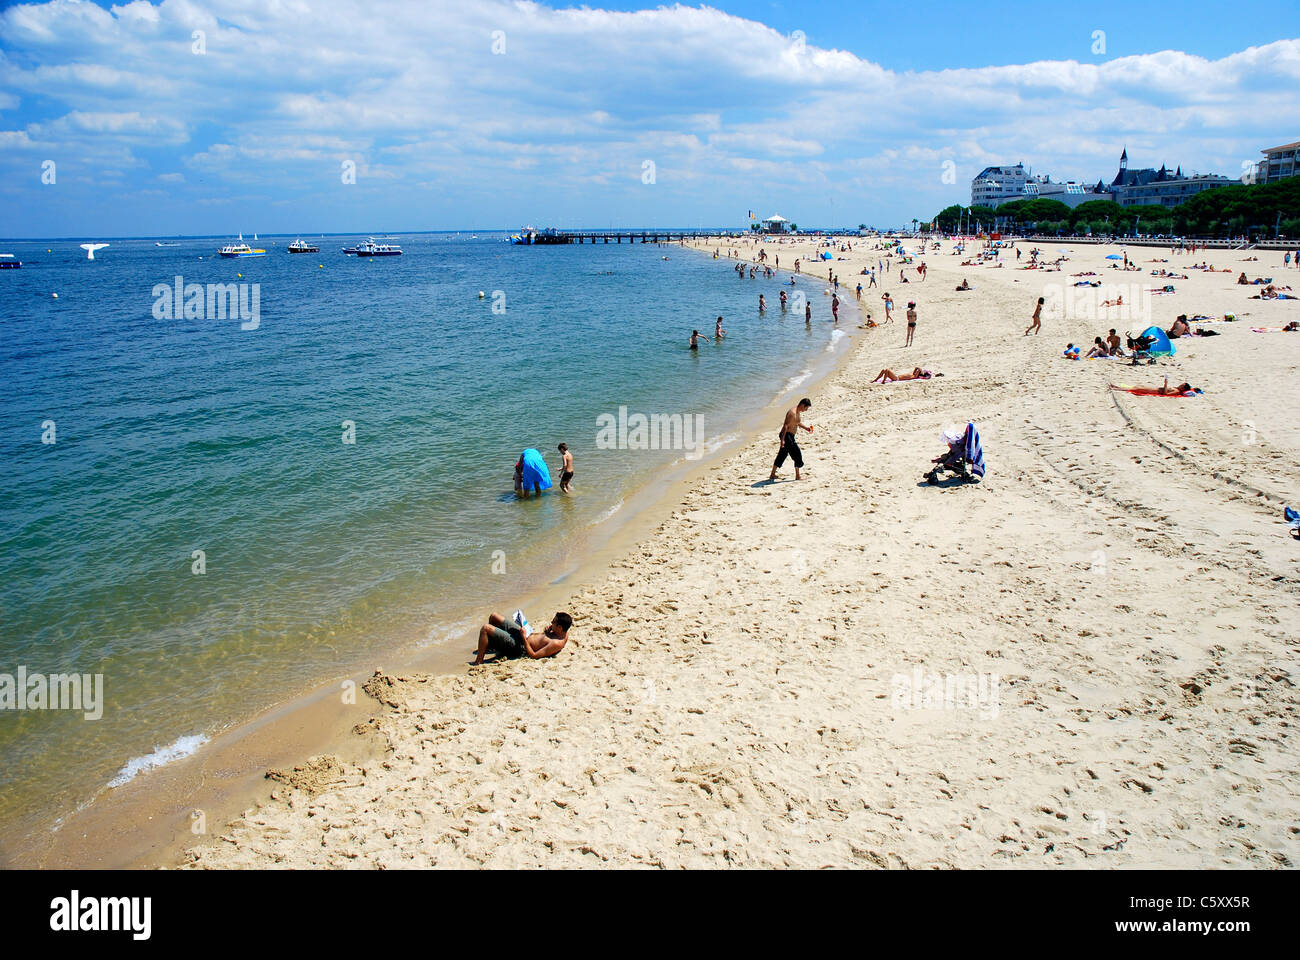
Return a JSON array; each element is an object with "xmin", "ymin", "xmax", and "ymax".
[{"xmin": 474, "ymin": 611, "xmax": 573, "ymax": 665}]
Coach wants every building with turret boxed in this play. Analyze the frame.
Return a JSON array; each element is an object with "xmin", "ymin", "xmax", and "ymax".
[{"xmin": 1107, "ymin": 147, "xmax": 1232, "ymax": 207}]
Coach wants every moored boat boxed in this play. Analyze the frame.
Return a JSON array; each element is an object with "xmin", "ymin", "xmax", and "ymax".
[
  {"xmin": 348, "ymin": 238, "xmax": 402, "ymax": 256},
  {"xmin": 218, "ymin": 233, "xmax": 267, "ymax": 258},
  {"xmin": 0, "ymin": 253, "xmax": 20, "ymax": 269},
  {"xmin": 288, "ymin": 238, "xmax": 319, "ymax": 253}
]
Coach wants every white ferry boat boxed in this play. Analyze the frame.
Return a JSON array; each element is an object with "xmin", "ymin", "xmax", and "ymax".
[
  {"xmin": 218, "ymin": 233, "xmax": 267, "ymax": 258},
  {"xmin": 347, "ymin": 238, "xmax": 403, "ymax": 257}
]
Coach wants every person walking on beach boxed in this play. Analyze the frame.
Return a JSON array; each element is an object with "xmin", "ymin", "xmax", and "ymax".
[
  {"xmin": 689, "ymin": 329, "xmax": 711, "ymax": 350},
  {"xmin": 474, "ymin": 610, "xmax": 573, "ymax": 665},
  {"xmin": 557, "ymin": 443, "xmax": 574, "ymax": 493},
  {"xmin": 716, "ymin": 315, "xmax": 727, "ymax": 339},
  {"xmin": 868, "ymin": 268, "xmax": 877, "ymax": 289},
  {"xmin": 905, "ymin": 301, "xmax": 917, "ymax": 346},
  {"xmin": 1025, "ymin": 296, "xmax": 1044, "ymax": 336},
  {"xmin": 768, "ymin": 398, "xmax": 813, "ymax": 482},
  {"xmin": 856, "ymin": 282, "xmax": 863, "ymax": 300},
  {"xmin": 881, "ymin": 292, "xmax": 894, "ymax": 323},
  {"xmin": 795, "ymin": 258, "xmax": 801, "ymax": 273}
]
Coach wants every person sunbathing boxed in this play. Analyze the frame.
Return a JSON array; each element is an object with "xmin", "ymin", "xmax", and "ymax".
[
  {"xmin": 1101, "ymin": 295, "xmax": 1124, "ymax": 307},
  {"xmin": 955, "ymin": 279, "xmax": 971, "ymax": 290},
  {"xmin": 1086, "ymin": 337, "xmax": 1109, "ymax": 358},
  {"xmin": 872, "ymin": 366, "xmax": 933, "ymax": 383},
  {"xmin": 1110, "ymin": 378, "xmax": 1198, "ymax": 396},
  {"xmin": 1167, "ymin": 316, "xmax": 1192, "ymax": 338},
  {"xmin": 473, "ymin": 611, "xmax": 573, "ymax": 665}
]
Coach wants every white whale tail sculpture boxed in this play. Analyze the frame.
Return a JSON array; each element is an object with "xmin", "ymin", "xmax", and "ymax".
[{"xmin": 80, "ymin": 243, "xmax": 109, "ymax": 260}]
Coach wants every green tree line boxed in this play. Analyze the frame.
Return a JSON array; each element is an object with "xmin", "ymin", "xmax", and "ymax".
[{"xmin": 926, "ymin": 177, "xmax": 1300, "ymax": 238}]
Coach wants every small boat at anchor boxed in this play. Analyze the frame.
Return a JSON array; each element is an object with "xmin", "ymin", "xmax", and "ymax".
[
  {"xmin": 345, "ymin": 238, "xmax": 402, "ymax": 257},
  {"xmin": 288, "ymin": 239, "xmax": 319, "ymax": 254},
  {"xmin": 0, "ymin": 254, "xmax": 21, "ymax": 269},
  {"xmin": 218, "ymin": 233, "xmax": 267, "ymax": 258}
]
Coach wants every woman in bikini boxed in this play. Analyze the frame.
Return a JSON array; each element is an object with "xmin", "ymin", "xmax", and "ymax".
[
  {"xmin": 872, "ymin": 367, "xmax": 932, "ymax": 383},
  {"xmin": 1024, "ymin": 296, "xmax": 1044, "ymax": 336}
]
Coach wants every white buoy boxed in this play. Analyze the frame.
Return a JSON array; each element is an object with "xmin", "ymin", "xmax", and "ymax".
[
  {"xmin": 52, "ymin": 293, "xmax": 58, "ymax": 298},
  {"xmin": 478, "ymin": 291, "xmax": 485, "ymax": 299}
]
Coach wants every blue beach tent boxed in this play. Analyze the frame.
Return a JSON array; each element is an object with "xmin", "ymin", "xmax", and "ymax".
[{"xmin": 1139, "ymin": 325, "xmax": 1175, "ymax": 356}]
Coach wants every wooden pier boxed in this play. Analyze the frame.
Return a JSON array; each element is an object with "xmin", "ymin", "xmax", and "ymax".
[{"xmin": 522, "ymin": 230, "xmax": 719, "ymax": 245}]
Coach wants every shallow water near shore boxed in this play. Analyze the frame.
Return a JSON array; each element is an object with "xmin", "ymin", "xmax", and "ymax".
[{"xmin": 0, "ymin": 232, "xmax": 851, "ymax": 849}]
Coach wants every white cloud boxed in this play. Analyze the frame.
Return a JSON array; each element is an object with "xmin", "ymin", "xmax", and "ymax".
[{"xmin": 0, "ymin": 0, "xmax": 1295, "ymax": 230}]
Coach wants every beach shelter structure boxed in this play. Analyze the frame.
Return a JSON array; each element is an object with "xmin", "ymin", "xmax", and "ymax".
[{"xmin": 761, "ymin": 214, "xmax": 791, "ymax": 234}]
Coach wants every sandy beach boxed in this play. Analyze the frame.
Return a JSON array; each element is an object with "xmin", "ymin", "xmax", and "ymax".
[{"xmin": 185, "ymin": 237, "xmax": 1299, "ymax": 869}]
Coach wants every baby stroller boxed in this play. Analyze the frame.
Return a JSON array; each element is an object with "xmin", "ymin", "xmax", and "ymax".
[
  {"xmin": 924, "ymin": 423, "xmax": 986, "ymax": 485},
  {"xmin": 1126, "ymin": 326, "xmax": 1175, "ymax": 365},
  {"xmin": 1125, "ymin": 331, "xmax": 1159, "ymax": 364}
]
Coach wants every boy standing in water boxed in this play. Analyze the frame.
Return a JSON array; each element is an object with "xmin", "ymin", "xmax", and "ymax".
[
  {"xmin": 769, "ymin": 398, "xmax": 813, "ymax": 482},
  {"xmin": 689, "ymin": 329, "xmax": 711, "ymax": 350},
  {"xmin": 558, "ymin": 443, "xmax": 574, "ymax": 493}
]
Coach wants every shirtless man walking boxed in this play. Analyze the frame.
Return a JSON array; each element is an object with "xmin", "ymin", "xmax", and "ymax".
[{"xmin": 768, "ymin": 398, "xmax": 813, "ymax": 482}]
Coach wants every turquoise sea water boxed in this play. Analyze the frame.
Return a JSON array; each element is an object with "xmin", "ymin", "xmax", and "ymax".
[{"xmin": 0, "ymin": 232, "xmax": 850, "ymax": 845}]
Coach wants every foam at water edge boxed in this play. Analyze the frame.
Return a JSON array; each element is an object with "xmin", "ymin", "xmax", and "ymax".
[
  {"xmin": 418, "ymin": 621, "xmax": 472, "ymax": 648},
  {"xmin": 826, "ymin": 329, "xmax": 847, "ymax": 352},
  {"xmin": 107, "ymin": 733, "xmax": 209, "ymax": 788},
  {"xmin": 669, "ymin": 433, "xmax": 740, "ymax": 466},
  {"xmin": 591, "ymin": 499, "xmax": 625, "ymax": 525},
  {"xmin": 785, "ymin": 368, "xmax": 812, "ymax": 392}
]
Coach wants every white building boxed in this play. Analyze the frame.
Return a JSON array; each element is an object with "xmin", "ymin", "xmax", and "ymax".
[
  {"xmin": 971, "ymin": 164, "xmax": 1029, "ymax": 206},
  {"xmin": 972, "ymin": 165, "xmax": 1104, "ymax": 209},
  {"xmin": 1256, "ymin": 141, "xmax": 1298, "ymax": 184}
]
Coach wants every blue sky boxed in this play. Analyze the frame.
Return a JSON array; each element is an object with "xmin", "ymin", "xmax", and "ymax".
[{"xmin": 1, "ymin": 0, "xmax": 1297, "ymax": 237}]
